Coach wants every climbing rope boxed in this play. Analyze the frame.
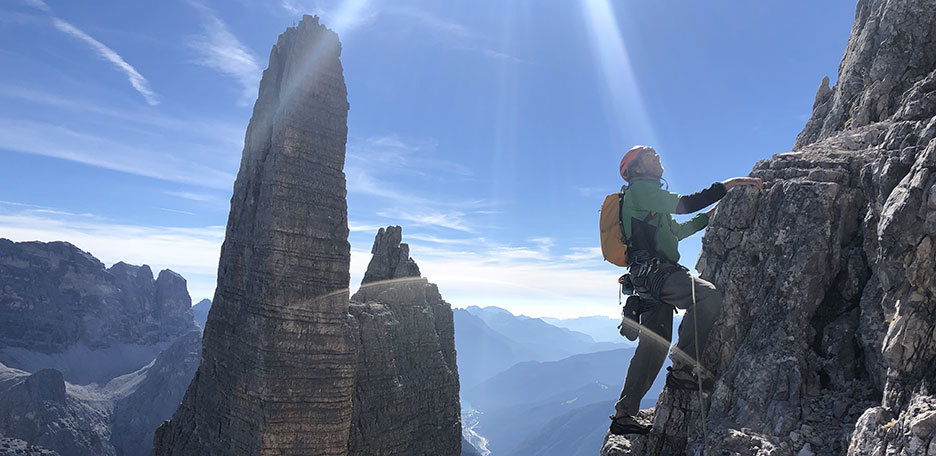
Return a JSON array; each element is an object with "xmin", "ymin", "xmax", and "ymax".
[{"xmin": 690, "ymin": 277, "xmax": 710, "ymax": 455}]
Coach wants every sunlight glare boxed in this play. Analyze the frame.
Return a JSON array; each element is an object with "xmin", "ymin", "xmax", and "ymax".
[{"xmin": 580, "ymin": 0, "xmax": 657, "ymax": 147}]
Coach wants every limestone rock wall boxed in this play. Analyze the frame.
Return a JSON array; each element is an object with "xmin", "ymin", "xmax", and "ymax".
[
  {"xmin": 602, "ymin": 0, "xmax": 936, "ymax": 454},
  {"xmin": 111, "ymin": 330, "xmax": 202, "ymax": 456},
  {"xmin": 348, "ymin": 226, "xmax": 461, "ymax": 455},
  {"xmin": 360, "ymin": 226, "xmax": 421, "ymax": 285},
  {"xmin": 0, "ymin": 239, "xmax": 194, "ymax": 363},
  {"xmin": 0, "ymin": 367, "xmax": 111, "ymax": 456},
  {"xmin": 153, "ymin": 15, "xmax": 354, "ymax": 456},
  {"xmin": 795, "ymin": 0, "xmax": 936, "ymax": 149}
]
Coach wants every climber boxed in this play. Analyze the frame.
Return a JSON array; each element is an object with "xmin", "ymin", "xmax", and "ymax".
[{"xmin": 608, "ymin": 145, "xmax": 762, "ymax": 435}]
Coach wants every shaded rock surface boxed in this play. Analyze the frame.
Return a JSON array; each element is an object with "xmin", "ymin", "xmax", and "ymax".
[
  {"xmin": 603, "ymin": 0, "xmax": 936, "ymax": 454},
  {"xmin": 0, "ymin": 239, "xmax": 195, "ymax": 384},
  {"xmin": 0, "ymin": 434, "xmax": 59, "ymax": 456},
  {"xmin": 348, "ymin": 226, "xmax": 461, "ymax": 455},
  {"xmin": 0, "ymin": 365, "xmax": 111, "ymax": 456},
  {"xmin": 111, "ymin": 330, "xmax": 201, "ymax": 456},
  {"xmin": 0, "ymin": 240, "xmax": 203, "ymax": 455},
  {"xmin": 191, "ymin": 299, "xmax": 211, "ymax": 330},
  {"xmin": 360, "ymin": 225, "xmax": 420, "ymax": 285},
  {"xmin": 155, "ymin": 15, "xmax": 360, "ymax": 456}
]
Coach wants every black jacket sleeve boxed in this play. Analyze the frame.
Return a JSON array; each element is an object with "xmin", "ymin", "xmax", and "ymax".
[{"xmin": 674, "ymin": 182, "xmax": 727, "ymax": 214}]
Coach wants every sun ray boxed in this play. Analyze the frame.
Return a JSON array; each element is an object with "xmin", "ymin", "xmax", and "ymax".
[{"xmin": 580, "ymin": 0, "xmax": 658, "ymax": 147}]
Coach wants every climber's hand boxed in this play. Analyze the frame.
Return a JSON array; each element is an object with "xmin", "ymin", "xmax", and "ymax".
[{"xmin": 723, "ymin": 177, "xmax": 763, "ymax": 190}]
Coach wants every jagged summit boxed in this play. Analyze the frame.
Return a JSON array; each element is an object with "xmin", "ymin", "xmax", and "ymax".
[
  {"xmin": 360, "ymin": 225, "xmax": 421, "ymax": 285},
  {"xmin": 349, "ymin": 226, "xmax": 462, "ymax": 455},
  {"xmin": 0, "ymin": 239, "xmax": 201, "ymax": 456},
  {"xmin": 603, "ymin": 0, "xmax": 936, "ymax": 454},
  {"xmin": 0, "ymin": 238, "xmax": 195, "ymax": 383},
  {"xmin": 795, "ymin": 0, "xmax": 936, "ymax": 149}
]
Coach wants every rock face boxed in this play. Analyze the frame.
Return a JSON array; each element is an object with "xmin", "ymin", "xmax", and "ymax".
[
  {"xmin": 153, "ymin": 15, "xmax": 356, "ymax": 455},
  {"xmin": 0, "ymin": 239, "xmax": 195, "ymax": 384},
  {"xmin": 348, "ymin": 226, "xmax": 461, "ymax": 455},
  {"xmin": 111, "ymin": 330, "xmax": 202, "ymax": 456},
  {"xmin": 602, "ymin": 1, "xmax": 936, "ymax": 455},
  {"xmin": 0, "ymin": 365, "xmax": 111, "ymax": 456},
  {"xmin": 192, "ymin": 299, "xmax": 211, "ymax": 330},
  {"xmin": 0, "ymin": 239, "xmax": 204, "ymax": 456},
  {"xmin": 360, "ymin": 225, "xmax": 421, "ymax": 284},
  {"xmin": 0, "ymin": 434, "xmax": 60, "ymax": 456}
]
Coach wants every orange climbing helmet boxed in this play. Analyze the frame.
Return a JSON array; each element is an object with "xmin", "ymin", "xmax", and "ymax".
[{"xmin": 619, "ymin": 145, "xmax": 654, "ymax": 180}]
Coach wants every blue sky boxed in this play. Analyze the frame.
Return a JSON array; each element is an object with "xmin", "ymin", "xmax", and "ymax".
[{"xmin": 0, "ymin": 0, "xmax": 856, "ymax": 318}]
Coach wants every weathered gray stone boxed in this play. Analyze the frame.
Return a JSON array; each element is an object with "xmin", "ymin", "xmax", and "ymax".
[
  {"xmin": 0, "ymin": 434, "xmax": 59, "ymax": 456},
  {"xmin": 0, "ymin": 365, "xmax": 111, "ymax": 456},
  {"xmin": 349, "ymin": 227, "xmax": 461, "ymax": 455},
  {"xmin": 795, "ymin": 0, "xmax": 936, "ymax": 148},
  {"xmin": 360, "ymin": 225, "xmax": 420, "ymax": 285},
  {"xmin": 111, "ymin": 330, "xmax": 201, "ymax": 456},
  {"xmin": 603, "ymin": 1, "xmax": 936, "ymax": 454},
  {"xmin": 0, "ymin": 240, "xmax": 203, "ymax": 455},
  {"xmin": 0, "ymin": 239, "xmax": 195, "ymax": 384},
  {"xmin": 154, "ymin": 15, "xmax": 357, "ymax": 456}
]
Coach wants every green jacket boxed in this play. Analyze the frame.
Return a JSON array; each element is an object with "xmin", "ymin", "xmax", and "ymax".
[{"xmin": 620, "ymin": 178, "xmax": 711, "ymax": 263}]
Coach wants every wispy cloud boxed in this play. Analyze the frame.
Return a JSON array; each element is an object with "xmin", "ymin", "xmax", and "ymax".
[
  {"xmin": 0, "ymin": 86, "xmax": 245, "ymax": 150},
  {"xmin": 481, "ymin": 48, "xmax": 531, "ymax": 64},
  {"xmin": 388, "ymin": 6, "xmax": 472, "ymax": 38},
  {"xmin": 0, "ymin": 118, "xmax": 236, "ymax": 189},
  {"xmin": 283, "ymin": 0, "xmax": 378, "ymax": 33},
  {"xmin": 562, "ymin": 247, "xmax": 603, "ymax": 261},
  {"xmin": 21, "ymin": 0, "xmax": 50, "ymax": 12},
  {"xmin": 162, "ymin": 190, "xmax": 229, "ymax": 207},
  {"xmin": 348, "ymin": 134, "xmax": 471, "ymax": 177},
  {"xmin": 153, "ymin": 206, "xmax": 197, "ymax": 216},
  {"xmin": 348, "ymin": 221, "xmax": 386, "ymax": 233},
  {"xmin": 366, "ymin": 135, "xmax": 434, "ymax": 151},
  {"xmin": 376, "ymin": 209, "xmax": 474, "ymax": 233},
  {"xmin": 385, "ymin": 236, "xmax": 618, "ymax": 319},
  {"xmin": 575, "ymin": 186, "xmax": 610, "ymax": 198},
  {"xmin": 50, "ymin": 18, "xmax": 159, "ymax": 105},
  {"xmin": 186, "ymin": 1, "xmax": 262, "ymax": 105}
]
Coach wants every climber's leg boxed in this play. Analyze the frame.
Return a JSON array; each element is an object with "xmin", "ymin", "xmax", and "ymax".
[
  {"xmin": 658, "ymin": 270, "xmax": 723, "ymax": 367},
  {"xmin": 613, "ymin": 299, "xmax": 673, "ymax": 417}
]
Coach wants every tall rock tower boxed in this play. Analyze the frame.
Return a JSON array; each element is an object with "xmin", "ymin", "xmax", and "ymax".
[{"xmin": 154, "ymin": 15, "xmax": 355, "ymax": 455}]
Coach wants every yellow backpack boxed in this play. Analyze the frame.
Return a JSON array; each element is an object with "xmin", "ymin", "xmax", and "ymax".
[{"xmin": 600, "ymin": 191, "xmax": 629, "ymax": 267}]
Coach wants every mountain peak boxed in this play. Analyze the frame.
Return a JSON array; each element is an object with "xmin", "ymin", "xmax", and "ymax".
[{"xmin": 361, "ymin": 225, "xmax": 421, "ymax": 285}]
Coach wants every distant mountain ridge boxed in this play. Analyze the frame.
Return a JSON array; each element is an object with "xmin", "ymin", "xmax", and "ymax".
[
  {"xmin": 542, "ymin": 315, "xmax": 630, "ymax": 344},
  {"xmin": 192, "ymin": 298, "xmax": 211, "ymax": 330},
  {"xmin": 454, "ymin": 306, "xmax": 630, "ymax": 391},
  {"xmin": 462, "ymin": 314, "xmax": 681, "ymax": 456},
  {"xmin": 0, "ymin": 239, "xmax": 202, "ymax": 455}
]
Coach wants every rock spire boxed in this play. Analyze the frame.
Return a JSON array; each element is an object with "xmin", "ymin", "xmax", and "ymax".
[
  {"xmin": 154, "ymin": 15, "xmax": 355, "ymax": 455},
  {"xmin": 348, "ymin": 226, "xmax": 462, "ymax": 455}
]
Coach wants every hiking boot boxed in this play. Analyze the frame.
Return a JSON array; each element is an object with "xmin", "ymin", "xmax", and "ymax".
[
  {"xmin": 608, "ymin": 414, "xmax": 651, "ymax": 435},
  {"xmin": 665, "ymin": 365, "xmax": 714, "ymax": 392}
]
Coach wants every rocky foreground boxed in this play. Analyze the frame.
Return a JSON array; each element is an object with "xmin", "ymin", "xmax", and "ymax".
[{"xmin": 602, "ymin": 0, "xmax": 936, "ymax": 454}]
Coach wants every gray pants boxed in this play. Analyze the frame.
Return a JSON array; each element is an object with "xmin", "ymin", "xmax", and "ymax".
[{"xmin": 613, "ymin": 270, "xmax": 723, "ymax": 416}]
